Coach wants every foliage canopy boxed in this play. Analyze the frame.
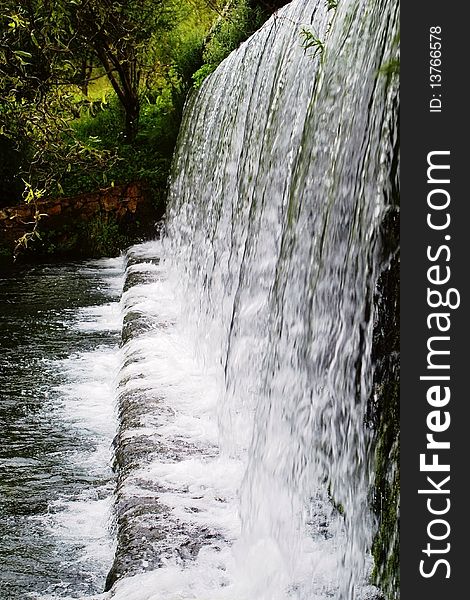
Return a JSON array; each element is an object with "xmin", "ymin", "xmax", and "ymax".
[{"xmin": 0, "ymin": 0, "xmax": 283, "ymax": 221}]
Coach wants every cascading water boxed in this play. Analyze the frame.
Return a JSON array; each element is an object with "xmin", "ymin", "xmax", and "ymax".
[
  {"xmin": 0, "ymin": 0, "xmax": 398, "ymax": 597},
  {"xmin": 99, "ymin": 0, "xmax": 399, "ymax": 599}
]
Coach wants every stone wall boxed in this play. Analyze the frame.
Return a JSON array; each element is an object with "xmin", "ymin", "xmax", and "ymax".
[{"xmin": 0, "ymin": 182, "xmax": 162, "ymax": 258}]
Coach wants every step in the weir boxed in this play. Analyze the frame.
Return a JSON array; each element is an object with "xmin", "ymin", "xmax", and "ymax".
[{"xmin": 105, "ymin": 242, "xmax": 226, "ymax": 591}]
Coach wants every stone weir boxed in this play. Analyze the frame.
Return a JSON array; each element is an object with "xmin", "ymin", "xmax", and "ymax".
[{"xmin": 105, "ymin": 241, "xmax": 225, "ymax": 591}]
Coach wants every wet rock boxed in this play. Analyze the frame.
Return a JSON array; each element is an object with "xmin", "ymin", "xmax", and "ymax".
[{"xmin": 105, "ymin": 248, "xmax": 222, "ymax": 592}]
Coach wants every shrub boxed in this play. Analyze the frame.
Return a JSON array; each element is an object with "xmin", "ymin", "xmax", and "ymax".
[{"xmin": 203, "ymin": 0, "xmax": 267, "ymax": 69}]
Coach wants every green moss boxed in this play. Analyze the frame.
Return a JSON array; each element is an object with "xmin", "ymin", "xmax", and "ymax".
[
  {"xmin": 369, "ymin": 203, "xmax": 400, "ymax": 598},
  {"xmin": 371, "ymin": 380, "xmax": 400, "ymax": 598}
]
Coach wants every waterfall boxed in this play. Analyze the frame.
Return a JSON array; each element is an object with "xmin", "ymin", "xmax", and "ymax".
[{"xmin": 104, "ymin": 0, "xmax": 399, "ymax": 598}]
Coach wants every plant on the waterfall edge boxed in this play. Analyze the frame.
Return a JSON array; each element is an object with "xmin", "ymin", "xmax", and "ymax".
[
  {"xmin": 192, "ymin": 63, "xmax": 217, "ymax": 89},
  {"xmin": 378, "ymin": 59, "xmax": 400, "ymax": 77},
  {"xmin": 326, "ymin": 0, "xmax": 338, "ymax": 10},
  {"xmin": 300, "ymin": 28, "xmax": 325, "ymax": 59}
]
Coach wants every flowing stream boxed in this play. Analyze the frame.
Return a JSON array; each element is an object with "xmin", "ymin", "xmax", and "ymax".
[
  {"xmin": 0, "ymin": 0, "xmax": 399, "ymax": 598},
  {"xmin": 0, "ymin": 259, "xmax": 123, "ymax": 598}
]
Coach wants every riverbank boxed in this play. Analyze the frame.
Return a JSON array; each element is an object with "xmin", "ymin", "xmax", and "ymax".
[{"xmin": 0, "ymin": 183, "xmax": 162, "ymax": 262}]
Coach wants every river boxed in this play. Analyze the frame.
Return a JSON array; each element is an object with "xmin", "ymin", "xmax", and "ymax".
[{"xmin": 0, "ymin": 259, "xmax": 123, "ymax": 598}]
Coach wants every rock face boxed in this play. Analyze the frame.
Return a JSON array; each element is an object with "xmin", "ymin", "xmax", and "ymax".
[{"xmin": 0, "ymin": 182, "xmax": 161, "ymax": 258}]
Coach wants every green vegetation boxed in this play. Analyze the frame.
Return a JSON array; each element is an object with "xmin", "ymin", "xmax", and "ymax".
[
  {"xmin": 369, "ymin": 203, "xmax": 400, "ymax": 599},
  {"xmin": 192, "ymin": 0, "xmax": 269, "ymax": 87},
  {"xmin": 378, "ymin": 32, "xmax": 400, "ymax": 82},
  {"xmin": 60, "ymin": 95, "xmax": 175, "ymax": 201},
  {"xmin": 32, "ymin": 213, "xmax": 131, "ymax": 258},
  {"xmin": 300, "ymin": 1, "xmax": 340, "ymax": 59},
  {"xmin": 0, "ymin": 0, "xmax": 282, "ymax": 258},
  {"xmin": 378, "ymin": 58, "xmax": 400, "ymax": 77},
  {"xmin": 300, "ymin": 27, "xmax": 325, "ymax": 59}
]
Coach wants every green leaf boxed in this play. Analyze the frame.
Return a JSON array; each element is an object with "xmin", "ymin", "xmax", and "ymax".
[
  {"xmin": 30, "ymin": 32, "xmax": 40, "ymax": 47},
  {"xmin": 13, "ymin": 50, "xmax": 32, "ymax": 59}
]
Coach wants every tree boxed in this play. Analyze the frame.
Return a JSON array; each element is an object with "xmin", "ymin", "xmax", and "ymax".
[
  {"xmin": 0, "ymin": 2, "xmax": 101, "ymax": 199},
  {"xmin": 75, "ymin": 0, "xmax": 169, "ymax": 143},
  {"xmin": 1, "ymin": 0, "xmax": 277, "ymax": 210},
  {"xmin": 0, "ymin": 1, "xmax": 169, "ymax": 148},
  {"xmin": 0, "ymin": 0, "xmax": 114, "ymax": 230}
]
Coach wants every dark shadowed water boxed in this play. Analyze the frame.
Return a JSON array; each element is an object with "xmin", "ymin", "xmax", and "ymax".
[{"xmin": 0, "ymin": 258, "xmax": 123, "ymax": 599}]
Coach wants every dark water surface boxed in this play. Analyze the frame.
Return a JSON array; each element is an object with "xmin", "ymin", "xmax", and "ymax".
[{"xmin": 0, "ymin": 258, "xmax": 123, "ymax": 599}]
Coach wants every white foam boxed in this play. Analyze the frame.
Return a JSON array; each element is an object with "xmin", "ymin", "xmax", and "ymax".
[
  {"xmin": 75, "ymin": 302, "xmax": 122, "ymax": 332},
  {"xmin": 79, "ymin": 242, "xmax": 375, "ymax": 600},
  {"xmin": 33, "ymin": 258, "xmax": 123, "ymax": 599},
  {"xmin": 53, "ymin": 347, "xmax": 118, "ymax": 438},
  {"xmin": 43, "ymin": 495, "xmax": 116, "ymax": 565}
]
